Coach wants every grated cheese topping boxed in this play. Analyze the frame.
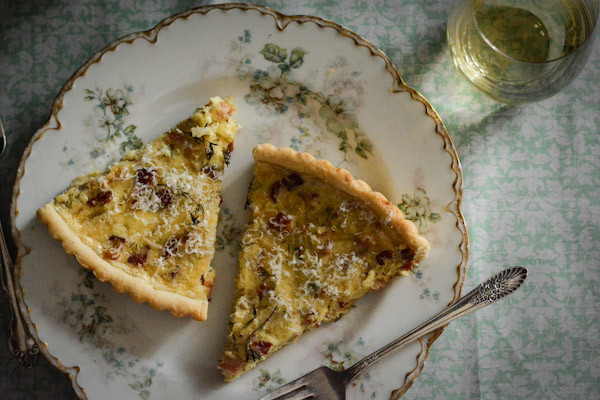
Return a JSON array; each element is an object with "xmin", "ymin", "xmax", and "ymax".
[{"xmin": 222, "ymin": 160, "xmax": 419, "ymax": 379}]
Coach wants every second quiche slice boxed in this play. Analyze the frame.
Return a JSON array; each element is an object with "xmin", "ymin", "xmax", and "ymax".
[
  {"xmin": 37, "ymin": 97, "xmax": 239, "ymax": 321},
  {"xmin": 218, "ymin": 144, "xmax": 430, "ymax": 381}
]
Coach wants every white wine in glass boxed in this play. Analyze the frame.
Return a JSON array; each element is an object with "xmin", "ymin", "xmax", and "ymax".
[{"xmin": 447, "ymin": 0, "xmax": 598, "ymax": 104}]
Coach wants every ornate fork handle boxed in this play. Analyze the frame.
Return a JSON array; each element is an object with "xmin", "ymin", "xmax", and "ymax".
[
  {"xmin": 343, "ymin": 266, "xmax": 528, "ymax": 381},
  {"xmin": 0, "ymin": 221, "xmax": 39, "ymax": 367}
]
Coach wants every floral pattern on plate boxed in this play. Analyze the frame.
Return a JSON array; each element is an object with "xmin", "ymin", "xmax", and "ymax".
[
  {"xmin": 252, "ymin": 368, "xmax": 286, "ymax": 393},
  {"xmin": 83, "ymin": 86, "xmax": 142, "ymax": 156},
  {"xmin": 228, "ymin": 29, "xmax": 373, "ymax": 164},
  {"xmin": 58, "ymin": 270, "xmax": 163, "ymax": 400},
  {"xmin": 242, "ymin": 42, "xmax": 373, "ymax": 161}
]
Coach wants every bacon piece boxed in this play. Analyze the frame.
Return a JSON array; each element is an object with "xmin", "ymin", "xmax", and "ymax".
[
  {"xmin": 304, "ymin": 312, "xmax": 320, "ymax": 328},
  {"xmin": 103, "ymin": 235, "xmax": 126, "ymax": 260},
  {"xmin": 218, "ymin": 358, "xmax": 245, "ymax": 376},
  {"xmin": 258, "ymin": 282, "xmax": 271, "ymax": 300},
  {"xmin": 201, "ymin": 269, "xmax": 215, "ymax": 292},
  {"xmin": 169, "ymin": 265, "xmax": 181, "ymax": 280},
  {"xmin": 249, "ymin": 340, "xmax": 272, "ymax": 356},
  {"xmin": 224, "ymin": 142, "xmax": 234, "ymax": 165},
  {"xmin": 400, "ymin": 248, "xmax": 414, "ymax": 261},
  {"xmin": 202, "ymin": 165, "xmax": 220, "ymax": 180},
  {"xmin": 214, "ymin": 101, "xmax": 233, "ymax": 121},
  {"xmin": 102, "ymin": 249, "xmax": 120, "ymax": 260},
  {"xmin": 136, "ymin": 168, "xmax": 156, "ymax": 185},
  {"xmin": 127, "ymin": 252, "xmax": 148, "ymax": 267},
  {"xmin": 268, "ymin": 212, "xmax": 292, "ymax": 233},
  {"xmin": 109, "ymin": 235, "xmax": 126, "ymax": 244},
  {"xmin": 375, "ymin": 250, "xmax": 394, "ymax": 265},
  {"xmin": 281, "ymin": 173, "xmax": 303, "ymax": 189},
  {"xmin": 269, "ymin": 181, "xmax": 281, "ymax": 203},
  {"xmin": 167, "ymin": 131, "xmax": 185, "ymax": 145},
  {"xmin": 87, "ymin": 190, "xmax": 112, "ymax": 206},
  {"xmin": 157, "ymin": 188, "xmax": 173, "ymax": 208},
  {"xmin": 401, "ymin": 261, "xmax": 414, "ymax": 272}
]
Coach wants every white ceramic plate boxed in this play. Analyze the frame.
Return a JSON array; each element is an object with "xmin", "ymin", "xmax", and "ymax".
[{"xmin": 12, "ymin": 4, "xmax": 467, "ymax": 400}]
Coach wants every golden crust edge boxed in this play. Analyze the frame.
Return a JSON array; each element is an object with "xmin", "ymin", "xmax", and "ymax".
[
  {"xmin": 252, "ymin": 143, "xmax": 430, "ymax": 261},
  {"xmin": 36, "ymin": 203, "xmax": 208, "ymax": 321}
]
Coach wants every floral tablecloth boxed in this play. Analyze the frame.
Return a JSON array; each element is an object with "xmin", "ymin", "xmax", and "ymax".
[{"xmin": 1, "ymin": 1, "xmax": 598, "ymax": 399}]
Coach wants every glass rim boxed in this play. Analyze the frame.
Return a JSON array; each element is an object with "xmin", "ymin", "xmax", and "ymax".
[{"xmin": 469, "ymin": 0, "xmax": 600, "ymax": 64}]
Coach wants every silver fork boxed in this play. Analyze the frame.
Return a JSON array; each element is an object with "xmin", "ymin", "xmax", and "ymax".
[
  {"xmin": 0, "ymin": 117, "xmax": 39, "ymax": 367},
  {"xmin": 259, "ymin": 266, "xmax": 528, "ymax": 400}
]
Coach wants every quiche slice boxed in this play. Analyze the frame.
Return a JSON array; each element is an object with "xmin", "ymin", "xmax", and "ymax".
[
  {"xmin": 37, "ymin": 97, "xmax": 239, "ymax": 321},
  {"xmin": 218, "ymin": 144, "xmax": 430, "ymax": 381}
]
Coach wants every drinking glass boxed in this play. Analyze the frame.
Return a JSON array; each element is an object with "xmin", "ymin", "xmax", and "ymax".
[{"xmin": 447, "ymin": 0, "xmax": 599, "ymax": 104}]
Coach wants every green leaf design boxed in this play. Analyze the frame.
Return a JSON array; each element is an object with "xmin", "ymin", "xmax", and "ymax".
[
  {"xmin": 338, "ymin": 140, "xmax": 350, "ymax": 153},
  {"xmin": 120, "ymin": 136, "xmax": 143, "ymax": 153},
  {"xmin": 260, "ymin": 44, "xmax": 287, "ymax": 63},
  {"xmin": 397, "ymin": 188, "xmax": 441, "ymax": 233},
  {"xmin": 318, "ymin": 105, "xmax": 335, "ymax": 120},
  {"xmin": 215, "ymin": 236, "xmax": 225, "ymax": 250},
  {"xmin": 289, "ymin": 48, "xmax": 307, "ymax": 68},
  {"xmin": 94, "ymin": 306, "xmax": 113, "ymax": 323},
  {"xmin": 429, "ymin": 212, "xmax": 441, "ymax": 222},
  {"xmin": 296, "ymin": 91, "xmax": 308, "ymax": 105},
  {"xmin": 83, "ymin": 271, "xmax": 95, "ymax": 288},
  {"xmin": 355, "ymin": 139, "xmax": 373, "ymax": 159},
  {"xmin": 83, "ymin": 86, "xmax": 144, "ymax": 156},
  {"xmin": 277, "ymin": 63, "xmax": 291, "ymax": 73},
  {"xmin": 123, "ymin": 124, "xmax": 137, "ymax": 136},
  {"xmin": 253, "ymin": 368, "xmax": 287, "ymax": 391},
  {"xmin": 138, "ymin": 390, "xmax": 150, "ymax": 400}
]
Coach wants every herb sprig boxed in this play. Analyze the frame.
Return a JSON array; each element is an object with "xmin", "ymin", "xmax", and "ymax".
[
  {"xmin": 171, "ymin": 186, "xmax": 205, "ymax": 225},
  {"xmin": 245, "ymin": 306, "xmax": 277, "ymax": 362}
]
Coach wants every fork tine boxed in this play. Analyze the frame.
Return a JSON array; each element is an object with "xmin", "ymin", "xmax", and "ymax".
[
  {"xmin": 280, "ymin": 388, "xmax": 315, "ymax": 400},
  {"xmin": 258, "ymin": 378, "xmax": 307, "ymax": 400}
]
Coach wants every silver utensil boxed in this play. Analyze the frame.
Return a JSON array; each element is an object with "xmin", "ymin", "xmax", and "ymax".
[
  {"xmin": 0, "ymin": 118, "xmax": 39, "ymax": 367},
  {"xmin": 259, "ymin": 266, "xmax": 528, "ymax": 400},
  {"xmin": 0, "ymin": 118, "xmax": 5, "ymax": 155}
]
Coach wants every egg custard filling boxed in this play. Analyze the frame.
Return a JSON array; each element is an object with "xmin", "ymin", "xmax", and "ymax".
[
  {"xmin": 37, "ymin": 97, "xmax": 239, "ymax": 321},
  {"xmin": 218, "ymin": 144, "xmax": 429, "ymax": 381}
]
